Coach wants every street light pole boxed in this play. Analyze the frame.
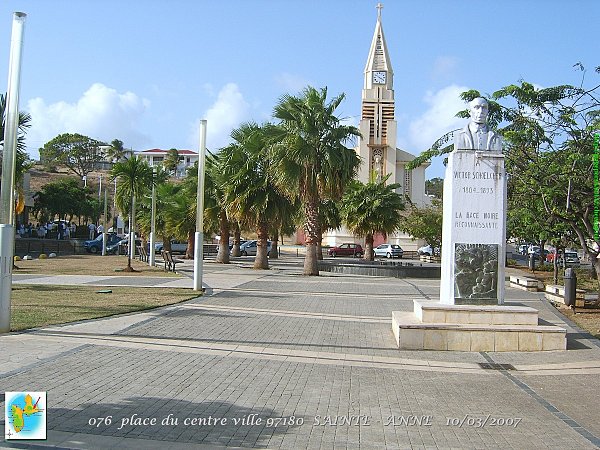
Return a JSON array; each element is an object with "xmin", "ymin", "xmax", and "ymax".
[
  {"xmin": 193, "ymin": 120, "xmax": 207, "ymax": 291},
  {"xmin": 0, "ymin": 12, "xmax": 26, "ymax": 333},
  {"xmin": 149, "ymin": 166, "xmax": 157, "ymax": 267},
  {"xmin": 102, "ymin": 187, "xmax": 108, "ymax": 256}
]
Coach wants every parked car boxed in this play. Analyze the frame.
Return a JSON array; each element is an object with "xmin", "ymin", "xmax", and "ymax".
[
  {"xmin": 327, "ymin": 243, "xmax": 364, "ymax": 258},
  {"xmin": 238, "ymin": 240, "xmax": 272, "ymax": 256},
  {"xmin": 373, "ymin": 243, "xmax": 403, "ymax": 258},
  {"xmin": 154, "ymin": 240, "xmax": 188, "ymax": 254},
  {"xmin": 83, "ymin": 233, "xmax": 121, "ymax": 254},
  {"xmin": 417, "ymin": 244, "xmax": 439, "ymax": 256},
  {"xmin": 229, "ymin": 239, "xmax": 248, "ymax": 250},
  {"xmin": 561, "ymin": 251, "xmax": 581, "ymax": 267},
  {"xmin": 517, "ymin": 244, "xmax": 529, "ymax": 255}
]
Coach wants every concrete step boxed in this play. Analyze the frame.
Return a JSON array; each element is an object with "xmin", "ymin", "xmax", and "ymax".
[
  {"xmin": 414, "ymin": 300, "xmax": 539, "ymax": 326},
  {"xmin": 392, "ymin": 311, "xmax": 566, "ymax": 352},
  {"xmin": 509, "ymin": 275, "xmax": 542, "ymax": 291}
]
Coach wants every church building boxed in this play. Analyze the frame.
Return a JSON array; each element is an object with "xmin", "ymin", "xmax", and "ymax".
[{"xmin": 324, "ymin": 6, "xmax": 429, "ymax": 250}]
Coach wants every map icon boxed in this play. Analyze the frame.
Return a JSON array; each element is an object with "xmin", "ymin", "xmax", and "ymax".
[{"xmin": 5, "ymin": 391, "xmax": 47, "ymax": 440}]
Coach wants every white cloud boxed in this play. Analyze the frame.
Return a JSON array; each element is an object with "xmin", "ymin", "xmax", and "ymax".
[
  {"xmin": 408, "ymin": 84, "xmax": 470, "ymax": 151},
  {"xmin": 431, "ymin": 56, "xmax": 459, "ymax": 80},
  {"xmin": 189, "ymin": 83, "xmax": 251, "ymax": 151},
  {"xmin": 26, "ymin": 83, "xmax": 150, "ymax": 159},
  {"xmin": 275, "ymin": 72, "xmax": 310, "ymax": 94}
]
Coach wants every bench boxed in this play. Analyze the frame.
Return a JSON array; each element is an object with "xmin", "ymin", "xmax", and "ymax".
[
  {"xmin": 137, "ymin": 245, "xmax": 148, "ymax": 262},
  {"xmin": 161, "ymin": 250, "xmax": 183, "ymax": 272},
  {"xmin": 544, "ymin": 284, "xmax": 595, "ymax": 307},
  {"xmin": 509, "ymin": 275, "xmax": 541, "ymax": 292}
]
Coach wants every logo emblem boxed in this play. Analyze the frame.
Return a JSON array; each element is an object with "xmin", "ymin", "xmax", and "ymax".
[{"xmin": 5, "ymin": 392, "xmax": 47, "ymax": 440}]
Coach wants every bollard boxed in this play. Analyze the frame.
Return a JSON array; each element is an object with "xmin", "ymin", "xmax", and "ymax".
[
  {"xmin": 528, "ymin": 253, "xmax": 536, "ymax": 271},
  {"xmin": 564, "ymin": 268, "xmax": 577, "ymax": 307}
]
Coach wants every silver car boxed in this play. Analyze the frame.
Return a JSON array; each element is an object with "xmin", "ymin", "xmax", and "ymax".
[
  {"xmin": 373, "ymin": 243, "xmax": 403, "ymax": 258},
  {"xmin": 239, "ymin": 240, "xmax": 272, "ymax": 256}
]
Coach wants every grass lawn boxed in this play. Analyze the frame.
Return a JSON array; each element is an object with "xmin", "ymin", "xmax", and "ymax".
[
  {"xmin": 554, "ymin": 303, "xmax": 600, "ymax": 340},
  {"xmin": 14, "ymin": 254, "xmax": 181, "ymax": 277},
  {"xmin": 10, "ymin": 284, "xmax": 198, "ymax": 331}
]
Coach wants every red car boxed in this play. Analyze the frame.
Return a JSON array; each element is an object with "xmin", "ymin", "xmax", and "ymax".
[{"xmin": 327, "ymin": 243, "xmax": 364, "ymax": 258}]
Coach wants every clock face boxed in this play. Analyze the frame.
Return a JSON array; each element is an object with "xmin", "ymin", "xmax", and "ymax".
[{"xmin": 373, "ymin": 71, "xmax": 387, "ymax": 84}]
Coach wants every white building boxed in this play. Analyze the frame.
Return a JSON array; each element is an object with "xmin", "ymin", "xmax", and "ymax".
[
  {"xmin": 136, "ymin": 149, "xmax": 199, "ymax": 178},
  {"xmin": 324, "ymin": 7, "xmax": 429, "ymax": 250}
]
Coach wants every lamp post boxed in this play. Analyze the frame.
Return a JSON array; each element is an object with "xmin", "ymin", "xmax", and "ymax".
[
  {"xmin": 193, "ymin": 120, "xmax": 207, "ymax": 291},
  {"xmin": 0, "ymin": 12, "xmax": 26, "ymax": 333},
  {"xmin": 149, "ymin": 166, "xmax": 157, "ymax": 267},
  {"xmin": 102, "ymin": 187, "xmax": 108, "ymax": 256}
]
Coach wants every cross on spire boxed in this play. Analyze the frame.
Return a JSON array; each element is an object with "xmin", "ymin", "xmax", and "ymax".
[{"xmin": 376, "ymin": 2, "xmax": 383, "ymax": 19}]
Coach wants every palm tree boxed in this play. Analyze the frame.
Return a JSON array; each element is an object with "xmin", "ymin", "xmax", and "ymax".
[
  {"xmin": 110, "ymin": 156, "xmax": 153, "ymax": 271},
  {"xmin": 221, "ymin": 122, "xmax": 294, "ymax": 269},
  {"xmin": 0, "ymin": 93, "xmax": 32, "ymax": 184},
  {"xmin": 341, "ymin": 173, "xmax": 405, "ymax": 261},
  {"xmin": 200, "ymin": 154, "xmax": 232, "ymax": 263},
  {"xmin": 106, "ymin": 139, "xmax": 127, "ymax": 163},
  {"xmin": 135, "ymin": 169, "xmax": 174, "ymax": 253},
  {"xmin": 272, "ymin": 86, "xmax": 360, "ymax": 275},
  {"xmin": 163, "ymin": 148, "xmax": 181, "ymax": 174}
]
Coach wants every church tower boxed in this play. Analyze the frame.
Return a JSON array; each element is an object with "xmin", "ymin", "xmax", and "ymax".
[
  {"xmin": 357, "ymin": 4, "xmax": 397, "ymax": 186},
  {"xmin": 356, "ymin": 4, "xmax": 429, "ymax": 205}
]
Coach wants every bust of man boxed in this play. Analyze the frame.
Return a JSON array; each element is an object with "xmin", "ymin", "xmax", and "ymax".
[{"xmin": 454, "ymin": 97, "xmax": 502, "ymax": 152}]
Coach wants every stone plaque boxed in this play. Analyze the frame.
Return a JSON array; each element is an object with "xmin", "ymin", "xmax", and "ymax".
[{"xmin": 454, "ymin": 243, "xmax": 498, "ymax": 303}]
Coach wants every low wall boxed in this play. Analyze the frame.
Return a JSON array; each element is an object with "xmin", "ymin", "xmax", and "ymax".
[{"xmin": 318, "ymin": 260, "xmax": 440, "ymax": 279}]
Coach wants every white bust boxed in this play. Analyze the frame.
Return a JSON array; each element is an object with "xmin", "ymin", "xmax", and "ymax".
[{"xmin": 454, "ymin": 97, "xmax": 502, "ymax": 152}]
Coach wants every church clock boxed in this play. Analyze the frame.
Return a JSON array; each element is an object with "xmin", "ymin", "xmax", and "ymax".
[{"xmin": 372, "ymin": 71, "xmax": 387, "ymax": 84}]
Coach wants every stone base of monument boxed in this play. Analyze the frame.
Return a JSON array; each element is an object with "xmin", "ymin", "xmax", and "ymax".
[{"xmin": 392, "ymin": 300, "xmax": 566, "ymax": 352}]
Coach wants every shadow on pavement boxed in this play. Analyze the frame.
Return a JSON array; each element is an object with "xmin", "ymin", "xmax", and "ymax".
[{"xmin": 45, "ymin": 397, "xmax": 297, "ymax": 447}]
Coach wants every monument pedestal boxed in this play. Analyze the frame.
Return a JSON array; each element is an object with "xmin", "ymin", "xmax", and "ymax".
[
  {"xmin": 392, "ymin": 300, "xmax": 566, "ymax": 352},
  {"xmin": 440, "ymin": 150, "xmax": 507, "ymax": 305},
  {"xmin": 390, "ymin": 149, "xmax": 567, "ymax": 351}
]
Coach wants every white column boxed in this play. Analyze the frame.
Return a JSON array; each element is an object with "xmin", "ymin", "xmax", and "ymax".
[
  {"xmin": 0, "ymin": 12, "xmax": 26, "ymax": 333},
  {"xmin": 149, "ymin": 168, "xmax": 156, "ymax": 266},
  {"xmin": 193, "ymin": 120, "xmax": 207, "ymax": 291}
]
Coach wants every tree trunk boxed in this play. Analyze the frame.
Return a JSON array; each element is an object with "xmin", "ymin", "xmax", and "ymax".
[
  {"xmin": 186, "ymin": 229, "xmax": 194, "ymax": 259},
  {"xmin": 270, "ymin": 229, "xmax": 279, "ymax": 260},
  {"xmin": 231, "ymin": 223, "xmax": 242, "ymax": 257},
  {"xmin": 303, "ymin": 199, "xmax": 320, "ymax": 276},
  {"xmin": 254, "ymin": 222, "xmax": 269, "ymax": 269},
  {"xmin": 539, "ymin": 239, "xmax": 546, "ymax": 265},
  {"xmin": 594, "ymin": 258, "xmax": 600, "ymax": 307},
  {"xmin": 163, "ymin": 234, "xmax": 172, "ymax": 253},
  {"xmin": 316, "ymin": 226, "xmax": 323, "ymax": 261},
  {"xmin": 216, "ymin": 211, "xmax": 230, "ymax": 264},
  {"xmin": 364, "ymin": 233, "xmax": 374, "ymax": 261},
  {"xmin": 552, "ymin": 247, "xmax": 559, "ymax": 285}
]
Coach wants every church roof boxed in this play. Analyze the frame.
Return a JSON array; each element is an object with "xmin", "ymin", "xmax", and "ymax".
[{"xmin": 364, "ymin": 11, "xmax": 393, "ymax": 75}]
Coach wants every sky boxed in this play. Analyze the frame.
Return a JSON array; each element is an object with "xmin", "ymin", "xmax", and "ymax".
[{"xmin": 0, "ymin": 0, "xmax": 597, "ymax": 179}]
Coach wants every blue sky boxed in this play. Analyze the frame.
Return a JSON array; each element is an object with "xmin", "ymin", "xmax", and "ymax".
[{"xmin": 0, "ymin": 0, "xmax": 597, "ymax": 179}]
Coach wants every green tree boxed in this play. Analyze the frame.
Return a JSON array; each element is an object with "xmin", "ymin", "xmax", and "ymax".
[
  {"xmin": 111, "ymin": 156, "xmax": 153, "ymax": 271},
  {"xmin": 221, "ymin": 122, "xmax": 294, "ymax": 269},
  {"xmin": 163, "ymin": 148, "xmax": 181, "ymax": 174},
  {"xmin": 272, "ymin": 86, "xmax": 360, "ymax": 275},
  {"xmin": 492, "ymin": 78, "xmax": 600, "ymax": 297},
  {"xmin": 33, "ymin": 177, "xmax": 88, "ymax": 221},
  {"xmin": 400, "ymin": 199, "xmax": 443, "ymax": 251},
  {"xmin": 0, "ymin": 93, "xmax": 32, "ymax": 186},
  {"xmin": 341, "ymin": 174, "xmax": 404, "ymax": 261},
  {"xmin": 106, "ymin": 139, "xmax": 127, "ymax": 163},
  {"xmin": 135, "ymin": 169, "xmax": 175, "ymax": 253},
  {"xmin": 425, "ymin": 177, "xmax": 443, "ymax": 199},
  {"xmin": 40, "ymin": 133, "xmax": 104, "ymax": 178}
]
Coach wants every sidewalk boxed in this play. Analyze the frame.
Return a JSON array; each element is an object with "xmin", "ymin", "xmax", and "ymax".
[{"xmin": 1, "ymin": 258, "xmax": 600, "ymax": 449}]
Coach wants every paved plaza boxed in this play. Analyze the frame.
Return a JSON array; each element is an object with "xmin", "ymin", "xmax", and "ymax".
[{"xmin": 1, "ymin": 258, "xmax": 600, "ymax": 449}]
